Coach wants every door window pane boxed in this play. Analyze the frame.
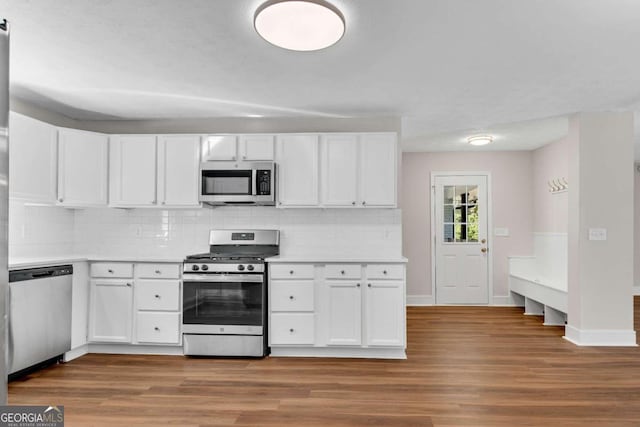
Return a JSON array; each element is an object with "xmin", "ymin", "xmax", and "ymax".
[
  {"xmin": 444, "ymin": 186, "xmax": 454, "ymax": 204},
  {"xmin": 442, "ymin": 183, "xmax": 480, "ymax": 243},
  {"xmin": 444, "ymin": 205, "xmax": 454, "ymax": 222}
]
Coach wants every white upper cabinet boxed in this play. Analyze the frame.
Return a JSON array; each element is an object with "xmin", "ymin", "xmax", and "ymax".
[
  {"xmin": 202, "ymin": 134, "xmax": 275, "ymax": 162},
  {"xmin": 157, "ymin": 135, "xmax": 201, "ymax": 207},
  {"xmin": 276, "ymin": 134, "xmax": 319, "ymax": 207},
  {"xmin": 201, "ymin": 135, "xmax": 237, "ymax": 161},
  {"xmin": 359, "ymin": 133, "xmax": 397, "ymax": 207},
  {"xmin": 240, "ymin": 134, "xmax": 275, "ymax": 161},
  {"xmin": 57, "ymin": 128, "xmax": 108, "ymax": 207},
  {"xmin": 109, "ymin": 135, "xmax": 158, "ymax": 207},
  {"xmin": 9, "ymin": 112, "xmax": 58, "ymax": 203},
  {"xmin": 110, "ymin": 135, "xmax": 201, "ymax": 208},
  {"xmin": 319, "ymin": 132, "xmax": 397, "ymax": 208},
  {"xmin": 321, "ymin": 134, "xmax": 359, "ymax": 206}
]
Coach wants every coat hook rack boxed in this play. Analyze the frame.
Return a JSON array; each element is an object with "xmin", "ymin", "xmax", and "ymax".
[{"xmin": 548, "ymin": 177, "xmax": 568, "ymax": 194}]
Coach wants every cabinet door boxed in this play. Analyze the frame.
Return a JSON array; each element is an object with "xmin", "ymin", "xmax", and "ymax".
[
  {"xmin": 71, "ymin": 262, "xmax": 90, "ymax": 350},
  {"xmin": 276, "ymin": 134, "xmax": 319, "ymax": 207},
  {"xmin": 202, "ymin": 135, "xmax": 237, "ymax": 161},
  {"xmin": 359, "ymin": 133, "xmax": 397, "ymax": 207},
  {"xmin": 158, "ymin": 135, "xmax": 200, "ymax": 207},
  {"xmin": 240, "ymin": 134, "xmax": 275, "ymax": 161},
  {"xmin": 325, "ymin": 281, "xmax": 361, "ymax": 346},
  {"xmin": 109, "ymin": 135, "xmax": 157, "ymax": 206},
  {"xmin": 9, "ymin": 112, "xmax": 57, "ymax": 203},
  {"xmin": 365, "ymin": 280, "xmax": 405, "ymax": 347},
  {"xmin": 321, "ymin": 134, "xmax": 358, "ymax": 206},
  {"xmin": 89, "ymin": 280, "xmax": 133, "ymax": 343},
  {"xmin": 58, "ymin": 128, "xmax": 108, "ymax": 206}
]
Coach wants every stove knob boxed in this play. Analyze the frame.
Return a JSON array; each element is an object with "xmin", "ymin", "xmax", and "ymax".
[
  {"xmin": 247, "ymin": 265, "xmax": 255, "ymax": 271},
  {"xmin": 201, "ymin": 264, "xmax": 209, "ymax": 271},
  {"xmin": 191, "ymin": 265, "xmax": 199, "ymax": 271},
  {"xmin": 237, "ymin": 264, "xmax": 245, "ymax": 271}
]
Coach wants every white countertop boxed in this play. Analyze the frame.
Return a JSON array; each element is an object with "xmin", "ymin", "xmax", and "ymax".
[
  {"xmin": 266, "ymin": 255, "xmax": 408, "ymax": 263},
  {"xmin": 9, "ymin": 255, "xmax": 184, "ymax": 269}
]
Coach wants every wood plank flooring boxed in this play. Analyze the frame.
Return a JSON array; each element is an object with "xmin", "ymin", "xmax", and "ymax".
[{"xmin": 9, "ymin": 299, "xmax": 640, "ymax": 426}]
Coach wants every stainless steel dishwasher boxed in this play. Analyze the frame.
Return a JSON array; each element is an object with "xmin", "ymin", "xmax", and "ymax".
[{"xmin": 8, "ymin": 265, "xmax": 73, "ymax": 376}]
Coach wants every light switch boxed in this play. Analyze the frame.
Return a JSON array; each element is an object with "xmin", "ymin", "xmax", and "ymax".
[
  {"xmin": 494, "ymin": 227, "xmax": 510, "ymax": 237},
  {"xmin": 588, "ymin": 228, "xmax": 607, "ymax": 241}
]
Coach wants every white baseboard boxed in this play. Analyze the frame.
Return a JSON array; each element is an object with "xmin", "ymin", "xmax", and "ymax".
[
  {"xmin": 564, "ymin": 325, "xmax": 638, "ymax": 347},
  {"xmin": 64, "ymin": 344, "xmax": 89, "ymax": 362},
  {"xmin": 491, "ymin": 296, "xmax": 516, "ymax": 306},
  {"xmin": 406, "ymin": 295, "xmax": 434, "ymax": 306},
  {"xmin": 270, "ymin": 346, "xmax": 406, "ymax": 359},
  {"xmin": 633, "ymin": 286, "xmax": 640, "ymax": 296},
  {"xmin": 88, "ymin": 344, "xmax": 185, "ymax": 355}
]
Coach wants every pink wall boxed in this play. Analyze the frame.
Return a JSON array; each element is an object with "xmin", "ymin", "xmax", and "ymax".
[
  {"xmin": 532, "ymin": 137, "xmax": 569, "ymax": 232},
  {"xmin": 401, "ymin": 151, "xmax": 534, "ymax": 300}
]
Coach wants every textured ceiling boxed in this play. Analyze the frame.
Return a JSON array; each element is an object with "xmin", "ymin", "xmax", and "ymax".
[{"xmin": 2, "ymin": 0, "xmax": 640, "ymax": 154}]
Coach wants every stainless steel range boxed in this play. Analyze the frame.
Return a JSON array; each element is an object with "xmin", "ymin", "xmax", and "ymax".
[{"xmin": 182, "ymin": 229, "xmax": 279, "ymax": 357}]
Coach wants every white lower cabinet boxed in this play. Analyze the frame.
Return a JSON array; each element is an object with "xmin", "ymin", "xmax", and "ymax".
[
  {"xmin": 89, "ymin": 278, "xmax": 134, "ymax": 343},
  {"xmin": 268, "ymin": 261, "xmax": 406, "ymax": 358},
  {"xmin": 89, "ymin": 262, "xmax": 182, "ymax": 347}
]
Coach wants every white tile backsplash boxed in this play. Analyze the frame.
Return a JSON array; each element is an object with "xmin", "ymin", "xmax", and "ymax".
[{"xmin": 71, "ymin": 206, "xmax": 402, "ymax": 259}]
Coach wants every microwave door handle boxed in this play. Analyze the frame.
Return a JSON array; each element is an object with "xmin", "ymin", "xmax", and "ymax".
[{"xmin": 251, "ymin": 169, "xmax": 257, "ymax": 196}]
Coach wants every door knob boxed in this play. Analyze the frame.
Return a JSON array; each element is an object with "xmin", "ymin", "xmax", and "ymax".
[
  {"xmin": 481, "ymin": 248, "xmax": 488, "ymax": 253},
  {"xmin": 481, "ymin": 239, "xmax": 486, "ymax": 244}
]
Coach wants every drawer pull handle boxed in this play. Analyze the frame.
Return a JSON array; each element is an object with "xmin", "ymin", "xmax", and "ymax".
[
  {"xmin": 108, "ymin": 269, "xmax": 114, "ymax": 273},
  {"xmin": 289, "ymin": 328, "xmax": 294, "ymax": 333},
  {"xmin": 368, "ymin": 283, "xmax": 372, "ymax": 288},
  {"xmin": 126, "ymin": 283, "xmax": 132, "ymax": 287},
  {"xmin": 155, "ymin": 294, "xmax": 161, "ymax": 299},
  {"xmin": 155, "ymin": 270, "xmax": 161, "ymax": 274},
  {"xmin": 341, "ymin": 270, "xmax": 345, "ymax": 275},
  {"xmin": 154, "ymin": 327, "xmax": 160, "ymax": 331},
  {"xmin": 289, "ymin": 295, "xmax": 294, "ymax": 300},
  {"xmin": 289, "ymin": 270, "xmax": 294, "ymax": 275},
  {"xmin": 357, "ymin": 283, "xmax": 361, "ymax": 288},
  {"xmin": 383, "ymin": 270, "xmax": 388, "ymax": 275}
]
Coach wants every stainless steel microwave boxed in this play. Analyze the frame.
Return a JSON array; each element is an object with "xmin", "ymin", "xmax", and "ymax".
[{"xmin": 199, "ymin": 161, "xmax": 276, "ymax": 206}]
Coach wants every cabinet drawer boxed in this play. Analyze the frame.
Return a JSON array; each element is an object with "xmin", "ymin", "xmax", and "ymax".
[
  {"xmin": 366, "ymin": 264, "xmax": 404, "ymax": 280},
  {"xmin": 270, "ymin": 264, "xmax": 314, "ymax": 279},
  {"xmin": 91, "ymin": 262, "xmax": 133, "ymax": 278},
  {"xmin": 137, "ymin": 263, "xmax": 180, "ymax": 279},
  {"xmin": 325, "ymin": 264, "xmax": 361, "ymax": 279},
  {"xmin": 270, "ymin": 313, "xmax": 315, "ymax": 345},
  {"xmin": 271, "ymin": 281, "xmax": 314, "ymax": 312},
  {"xmin": 136, "ymin": 312, "xmax": 180, "ymax": 344},
  {"xmin": 137, "ymin": 280, "xmax": 180, "ymax": 311}
]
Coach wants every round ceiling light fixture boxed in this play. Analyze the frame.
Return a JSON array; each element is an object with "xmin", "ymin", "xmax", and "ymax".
[
  {"xmin": 467, "ymin": 135, "xmax": 493, "ymax": 146},
  {"xmin": 254, "ymin": 0, "xmax": 345, "ymax": 51}
]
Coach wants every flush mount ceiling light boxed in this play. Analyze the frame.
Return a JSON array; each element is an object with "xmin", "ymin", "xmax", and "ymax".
[
  {"xmin": 254, "ymin": 0, "xmax": 345, "ymax": 51},
  {"xmin": 467, "ymin": 135, "xmax": 493, "ymax": 146}
]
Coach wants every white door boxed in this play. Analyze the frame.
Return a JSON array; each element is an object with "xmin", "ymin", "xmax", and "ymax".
[
  {"xmin": 109, "ymin": 135, "xmax": 157, "ymax": 206},
  {"xmin": 58, "ymin": 128, "xmax": 108, "ymax": 206},
  {"xmin": 434, "ymin": 175, "xmax": 489, "ymax": 304},
  {"xmin": 321, "ymin": 134, "xmax": 358, "ymax": 206},
  {"xmin": 89, "ymin": 280, "xmax": 133, "ymax": 343},
  {"xmin": 276, "ymin": 134, "xmax": 319, "ymax": 207},
  {"xmin": 325, "ymin": 281, "xmax": 362, "ymax": 345},
  {"xmin": 359, "ymin": 133, "xmax": 397, "ymax": 207},
  {"xmin": 240, "ymin": 134, "xmax": 275, "ymax": 161},
  {"xmin": 365, "ymin": 280, "xmax": 404, "ymax": 346},
  {"xmin": 158, "ymin": 135, "xmax": 200, "ymax": 207},
  {"xmin": 202, "ymin": 135, "xmax": 237, "ymax": 161}
]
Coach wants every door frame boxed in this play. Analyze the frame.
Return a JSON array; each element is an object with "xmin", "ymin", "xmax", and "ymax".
[{"xmin": 430, "ymin": 171, "xmax": 494, "ymax": 305}]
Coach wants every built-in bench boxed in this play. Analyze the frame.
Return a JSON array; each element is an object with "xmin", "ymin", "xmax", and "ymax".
[{"xmin": 508, "ymin": 233, "xmax": 567, "ymax": 326}]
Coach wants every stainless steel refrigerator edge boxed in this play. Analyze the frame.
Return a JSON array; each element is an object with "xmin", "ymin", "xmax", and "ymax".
[{"xmin": 0, "ymin": 19, "xmax": 9, "ymax": 404}]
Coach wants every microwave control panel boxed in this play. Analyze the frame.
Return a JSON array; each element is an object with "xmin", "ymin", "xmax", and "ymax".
[{"xmin": 256, "ymin": 170, "xmax": 272, "ymax": 195}]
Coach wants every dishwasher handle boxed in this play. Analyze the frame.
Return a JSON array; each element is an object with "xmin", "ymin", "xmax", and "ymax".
[{"xmin": 9, "ymin": 265, "xmax": 73, "ymax": 283}]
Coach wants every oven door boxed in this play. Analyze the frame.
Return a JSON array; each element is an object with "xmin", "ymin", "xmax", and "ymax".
[{"xmin": 182, "ymin": 274, "xmax": 265, "ymax": 335}]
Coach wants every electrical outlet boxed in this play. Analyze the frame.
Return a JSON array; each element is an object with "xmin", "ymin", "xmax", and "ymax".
[
  {"xmin": 588, "ymin": 228, "xmax": 607, "ymax": 241},
  {"xmin": 494, "ymin": 227, "xmax": 510, "ymax": 237}
]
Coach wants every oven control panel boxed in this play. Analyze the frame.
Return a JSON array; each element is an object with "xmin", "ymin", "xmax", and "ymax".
[{"xmin": 184, "ymin": 263, "xmax": 264, "ymax": 274}]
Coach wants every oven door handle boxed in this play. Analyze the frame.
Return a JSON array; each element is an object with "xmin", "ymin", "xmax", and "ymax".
[{"xmin": 183, "ymin": 274, "xmax": 264, "ymax": 283}]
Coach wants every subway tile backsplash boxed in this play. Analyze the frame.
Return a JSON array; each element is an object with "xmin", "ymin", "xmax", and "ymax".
[{"xmin": 9, "ymin": 201, "xmax": 402, "ymax": 260}]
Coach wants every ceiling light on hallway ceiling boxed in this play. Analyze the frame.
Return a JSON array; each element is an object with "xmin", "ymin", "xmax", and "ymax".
[
  {"xmin": 254, "ymin": 0, "xmax": 345, "ymax": 51},
  {"xmin": 467, "ymin": 135, "xmax": 493, "ymax": 146}
]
